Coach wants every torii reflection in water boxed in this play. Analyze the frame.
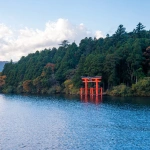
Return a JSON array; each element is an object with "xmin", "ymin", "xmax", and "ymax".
[{"xmin": 80, "ymin": 95, "xmax": 102, "ymax": 105}]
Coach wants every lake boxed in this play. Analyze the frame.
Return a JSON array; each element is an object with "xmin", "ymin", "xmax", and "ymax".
[{"xmin": 0, "ymin": 94, "xmax": 150, "ymax": 150}]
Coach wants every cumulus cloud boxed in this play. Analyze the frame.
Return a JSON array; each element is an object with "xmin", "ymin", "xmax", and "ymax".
[
  {"xmin": 0, "ymin": 18, "xmax": 104, "ymax": 61},
  {"xmin": 0, "ymin": 24, "xmax": 13, "ymax": 39},
  {"xmin": 95, "ymin": 30, "xmax": 104, "ymax": 39}
]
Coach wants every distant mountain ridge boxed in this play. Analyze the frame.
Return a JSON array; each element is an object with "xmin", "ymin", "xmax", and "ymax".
[{"xmin": 0, "ymin": 61, "xmax": 8, "ymax": 72}]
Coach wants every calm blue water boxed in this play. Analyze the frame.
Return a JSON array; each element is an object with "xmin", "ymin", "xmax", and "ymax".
[{"xmin": 0, "ymin": 94, "xmax": 150, "ymax": 150}]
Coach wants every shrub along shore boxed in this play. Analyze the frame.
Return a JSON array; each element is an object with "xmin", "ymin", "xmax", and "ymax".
[{"xmin": 107, "ymin": 77, "xmax": 150, "ymax": 97}]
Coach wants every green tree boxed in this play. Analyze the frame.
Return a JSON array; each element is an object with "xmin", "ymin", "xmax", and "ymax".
[{"xmin": 59, "ymin": 40, "xmax": 69, "ymax": 48}]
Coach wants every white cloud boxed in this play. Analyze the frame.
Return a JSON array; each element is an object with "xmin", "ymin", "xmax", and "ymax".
[
  {"xmin": 0, "ymin": 18, "xmax": 104, "ymax": 61},
  {"xmin": 95, "ymin": 30, "xmax": 104, "ymax": 39},
  {"xmin": 0, "ymin": 24, "xmax": 13, "ymax": 39}
]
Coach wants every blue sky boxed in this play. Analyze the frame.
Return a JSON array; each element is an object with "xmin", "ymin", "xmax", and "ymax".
[{"xmin": 0, "ymin": 0, "xmax": 150, "ymax": 61}]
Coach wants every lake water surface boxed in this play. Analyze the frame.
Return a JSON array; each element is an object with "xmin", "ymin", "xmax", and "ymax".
[{"xmin": 0, "ymin": 94, "xmax": 150, "ymax": 150}]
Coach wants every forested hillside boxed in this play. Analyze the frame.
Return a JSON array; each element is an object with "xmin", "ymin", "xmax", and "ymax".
[{"xmin": 1, "ymin": 23, "xmax": 150, "ymax": 96}]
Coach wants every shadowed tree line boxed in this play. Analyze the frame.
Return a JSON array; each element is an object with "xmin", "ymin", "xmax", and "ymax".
[{"xmin": 1, "ymin": 23, "xmax": 150, "ymax": 96}]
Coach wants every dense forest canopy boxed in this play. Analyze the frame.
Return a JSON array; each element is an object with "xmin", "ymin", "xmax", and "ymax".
[{"xmin": 1, "ymin": 22, "xmax": 150, "ymax": 96}]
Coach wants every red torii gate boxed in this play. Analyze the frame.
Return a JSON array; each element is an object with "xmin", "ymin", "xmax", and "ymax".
[{"xmin": 80, "ymin": 76, "xmax": 102, "ymax": 96}]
